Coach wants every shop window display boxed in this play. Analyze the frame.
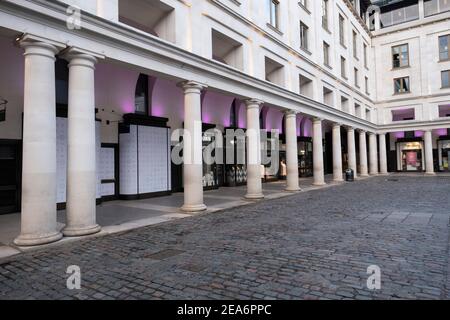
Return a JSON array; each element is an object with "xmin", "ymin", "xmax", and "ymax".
[{"xmin": 438, "ymin": 140, "xmax": 450, "ymax": 171}]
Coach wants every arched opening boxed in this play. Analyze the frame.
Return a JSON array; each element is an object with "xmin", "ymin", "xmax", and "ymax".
[
  {"xmin": 134, "ymin": 74, "xmax": 149, "ymax": 115},
  {"xmin": 230, "ymin": 99, "xmax": 239, "ymax": 128}
]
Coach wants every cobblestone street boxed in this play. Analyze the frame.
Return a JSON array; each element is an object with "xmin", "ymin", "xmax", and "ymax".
[{"xmin": 1, "ymin": 176, "xmax": 450, "ymax": 300}]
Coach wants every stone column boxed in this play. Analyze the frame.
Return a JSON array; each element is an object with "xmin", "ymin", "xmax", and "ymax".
[
  {"xmin": 368, "ymin": 133, "xmax": 379, "ymax": 175},
  {"xmin": 359, "ymin": 130, "xmax": 369, "ymax": 177},
  {"xmin": 179, "ymin": 81, "xmax": 207, "ymax": 212},
  {"xmin": 379, "ymin": 133, "xmax": 388, "ymax": 175},
  {"xmin": 332, "ymin": 123, "xmax": 344, "ymax": 182},
  {"xmin": 245, "ymin": 99, "xmax": 264, "ymax": 199},
  {"xmin": 313, "ymin": 118, "xmax": 326, "ymax": 186},
  {"xmin": 14, "ymin": 37, "xmax": 63, "ymax": 246},
  {"xmin": 63, "ymin": 49, "xmax": 101, "ymax": 237},
  {"xmin": 285, "ymin": 110, "xmax": 300, "ymax": 191},
  {"xmin": 424, "ymin": 130, "xmax": 435, "ymax": 175},
  {"xmin": 347, "ymin": 127, "xmax": 358, "ymax": 179}
]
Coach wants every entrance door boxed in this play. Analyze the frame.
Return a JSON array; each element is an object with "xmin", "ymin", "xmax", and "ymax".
[
  {"xmin": 402, "ymin": 150, "xmax": 423, "ymax": 171},
  {"xmin": 0, "ymin": 140, "xmax": 21, "ymax": 215},
  {"xmin": 100, "ymin": 144, "xmax": 119, "ymax": 201}
]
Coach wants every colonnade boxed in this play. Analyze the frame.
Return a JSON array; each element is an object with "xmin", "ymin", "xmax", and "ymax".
[{"xmin": 15, "ymin": 36, "xmax": 432, "ymax": 247}]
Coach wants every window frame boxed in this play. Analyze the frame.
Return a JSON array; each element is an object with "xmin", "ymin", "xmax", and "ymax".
[
  {"xmin": 442, "ymin": 70, "xmax": 450, "ymax": 89},
  {"xmin": 300, "ymin": 21, "xmax": 309, "ymax": 51},
  {"xmin": 392, "ymin": 43, "xmax": 410, "ymax": 69},
  {"xmin": 393, "ymin": 76, "xmax": 411, "ymax": 94},
  {"xmin": 439, "ymin": 34, "xmax": 450, "ymax": 62}
]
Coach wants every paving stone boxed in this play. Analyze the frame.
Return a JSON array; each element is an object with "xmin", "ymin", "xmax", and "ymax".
[{"xmin": 0, "ymin": 176, "xmax": 449, "ymax": 300}]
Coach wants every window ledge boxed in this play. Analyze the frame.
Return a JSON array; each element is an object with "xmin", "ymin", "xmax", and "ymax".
[
  {"xmin": 391, "ymin": 65, "xmax": 411, "ymax": 71},
  {"xmin": 300, "ymin": 47, "xmax": 312, "ymax": 55},
  {"xmin": 298, "ymin": 2, "xmax": 311, "ymax": 14},
  {"xmin": 324, "ymin": 63, "xmax": 332, "ymax": 70},
  {"xmin": 322, "ymin": 27, "xmax": 332, "ymax": 35},
  {"xmin": 439, "ymin": 58, "xmax": 450, "ymax": 63},
  {"xmin": 393, "ymin": 91, "xmax": 411, "ymax": 96},
  {"xmin": 266, "ymin": 23, "xmax": 283, "ymax": 36}
]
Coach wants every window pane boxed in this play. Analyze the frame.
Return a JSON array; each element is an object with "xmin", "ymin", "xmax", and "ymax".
[
  {"xmin": 443, "ymin": 71, "xmax": 450, "ymax": 88},
  {"xmin": 440, "ymin": 35, "xmax": 449, "ymax": 61}
]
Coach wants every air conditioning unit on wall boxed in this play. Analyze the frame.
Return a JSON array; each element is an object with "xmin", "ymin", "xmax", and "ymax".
[{"xmin": 0, "ymin": 97, "xmax": 6, "ymax": 122}]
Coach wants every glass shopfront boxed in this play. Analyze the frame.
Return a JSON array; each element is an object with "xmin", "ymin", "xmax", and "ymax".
[
  {"xmin": 202, "ymin": 127, "xmax": 220, "ymax": 190},
  {"xmin": 438, "ymin": 140, "xmax": 450, "ymax": 172},
  {"xmin": 396, "ymin": 141, "xmax": 424, "ymax": 172},
  {"xmin": 298, "ymin": 138, "xmax": 313, "ymax": 177},
  {"xmin": 224, "ymin": 128, "xmax": 247, "ymax": 187},
  {"xmin": 261, "ymin": 135, "xmax": 280, "ymax": 182}
]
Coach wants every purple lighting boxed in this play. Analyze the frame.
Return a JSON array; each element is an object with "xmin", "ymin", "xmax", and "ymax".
[
  {"xmin": 122, "ymin": 100, "xmax": 135, "ymax": 114},
  {"xmin": 415, "ymin": 131, "xmax": 424, "ymax": 138},
  {"xmin": 394, "ymin": 132, "xmax": 405, "ymax": 139},
  {"xmin": 435, "ymin": 129, "xmax": 448, "ymax": 137},
  {"xmin": 151, "ymin": 105, "xmax": 164, "ymax": 117}
]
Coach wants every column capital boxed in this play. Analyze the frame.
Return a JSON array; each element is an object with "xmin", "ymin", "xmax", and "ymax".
[
  {"xmin": 368, "ymin": 132, "xmax": 377, "ymax": 136},
  {"xmin": 178, "ymin": 80, "xmax": 208, "ymax": 93},
  {"xmin": 284, "ymin": 110, "xmax": 297, "ymax": 118},
  {"xmin": 312, "ymin": 117, "xmax": 323, "ymax": 123},
  {"xmin": 345, "ymin": 126, "xmax": 355, "ymax": 131},
  {"xmin": 358, "ymin": 129, "xmax": 367, "ymax": 134},
  {"xmin": 18, "ymin": 34, "xmax": 66, "ymax": 59},
  {"xmin": 332, "ymin": 123, "xmax": 342, "ymax": 129},
  {"xmin": 244, "ymin": 98, "xmax": 264, "ymax": 108},
  {"xmin": 62, "ymin": 47, "xmax": 104, "ymax": 69}
]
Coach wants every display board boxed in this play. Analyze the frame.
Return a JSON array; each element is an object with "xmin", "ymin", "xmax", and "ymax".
[
  {"xmin": 56, "ymin": 117, "xmax": 102, "ymax": 204},
  {"xmin": 119, "ymin": 124, "xmax": 171, "ymax": 197}
]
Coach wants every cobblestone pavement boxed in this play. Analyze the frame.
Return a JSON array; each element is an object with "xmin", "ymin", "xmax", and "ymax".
[{"xmin": 1, "ymin": 176, "xmax": 450, "ymax": 300}]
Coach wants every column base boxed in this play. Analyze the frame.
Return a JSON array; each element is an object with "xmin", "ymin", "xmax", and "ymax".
[
  {"xmin": 359, "ymin": 174, "xmax": 369, "ymax": 177},
  {"xmin": 313, "ymin": 182, "xmax": 327, "ymax": 186},
  {"xmin": 63, "ymin": 224, "xmax": 101, "ymax": 237},
  {"xmin": 245, "ymin": 193, "xmax": 265, "ymax": 200},
  {"xmin": 14, "ymin": 231, "xmax": 63, "ymax": 247},
  {"xmin": 181, "ymin": 203, "xmax": 207, "ymax": 213},
  {"xmin": 333, "ymin": 178, "xmax": 345, "ymax": 183},
  {"xmin": 425, "ymin": 172, "xmax": 436, "ymax": 176},
  {"xmin": 370, "ymin": 173, "xmax": 379, "ymax": 176},
  {"xmin": 379, "ymin": 172, "xmax": 389, "ymax": 176},
  {"xmin": 285, "ymin": 187, "xmax": 301, "ymax": 192}
]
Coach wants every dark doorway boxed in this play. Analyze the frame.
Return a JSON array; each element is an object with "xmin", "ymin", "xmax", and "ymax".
[{"xmin": 0, "ymin": 140, "xmax": 21, "ymax": 215}]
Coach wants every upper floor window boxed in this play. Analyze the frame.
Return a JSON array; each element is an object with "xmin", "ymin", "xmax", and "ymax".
[
  {"xmin": 392, "ymin": 44, "xmax": 410, "ymax": 68},
  {"xmin": 380, "ymin": 0, "xmax": 419, "ymax": 29},
  {"xmin": 341, "ymin": 56, "xmax": 347, "ymax": 79},
  {"xmin": 394, "ymin": 76, "xmax": 410, "ymax": 94},
  {"xmin": 323, "ymin": 42, "xmax": 330, "ymax": 67},
  {"xmin": 424, "ymin": 0, "xmax": 450, "ymax": 17},
  {"xmin": 299, "ymin": 0, "xmax": 308, "ymax": 10},
  {"xmin": 300, "ymin": 22, "xmax": 309, "ymax": 51},
  {"xmin": 339, "ymin": 15, "xmax": 345, "ymax": 46},
  {"xmin": 442, "ymin": 70, "xmax": 450, "ymax": 88},
  {"xmin": 352, "ymin": 31, "xmax": 358, "ymax": 59},
  {"xmin": 363, "ymin": 43, "xmax": 368, "ymax": 68},
  {"xmin": 135, "ymin": 74, "xmax": 149, "ymax": 114},
  {"xmin": 322, "ymin": 0, "xmax": 329, "ymax": 30},
  {"xmin": 439, "ymin": 35, "xmax": 450, "ymax": 61},
  {"xmin": 354, "ymin": 68, "xmax": 359, "ymax": 87},
  {"xmin": 267, "ymin": 0, "xmax": 280, "ymax": 29},
  {"xmin": 365, "ymin": 76, "xmax": 370, "ymax": 95}
]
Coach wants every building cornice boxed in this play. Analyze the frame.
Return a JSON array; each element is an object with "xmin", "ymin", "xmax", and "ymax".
[
  {"xmin": 207, "ymin": 0, "xmax": 374, "ymax": 104},
  {"xmin": 6, "ymin": 0, "xmax": 446, "ymax": 135}
]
